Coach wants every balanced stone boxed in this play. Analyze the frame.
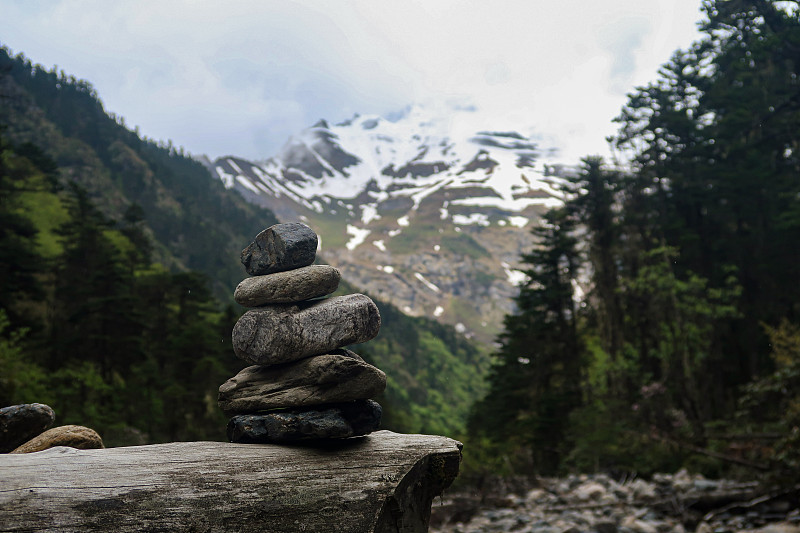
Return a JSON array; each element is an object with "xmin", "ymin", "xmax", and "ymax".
[
  {"xmin": 218, "ymin": 350, "xmax": 387, "ymax": 416},
  {"xmin": 241, "ymin": 222, "xmax": 317, "ymax": 276},
  {"xmin": 232, "ymin": 294, "xmax": 381, "ymax": 365},
  {"xmin": 10, "ymin": 425, "xmax": 103, "ymax": 453},
  {"xmin": 234, "ymin": 264, "xmax": 341, "ymax": 307},
  {"xmin": 0, "ymin": 403, "xmax": 55, "ymax": 453},
  {"xmin": 227, "ymin": 399, "xmax": 382, "ymax": 444}
]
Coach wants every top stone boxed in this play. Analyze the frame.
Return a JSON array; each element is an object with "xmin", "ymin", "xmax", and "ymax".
[{"xmin": 241, "ymin": 223, "xmax": 318, "ymax": 276}]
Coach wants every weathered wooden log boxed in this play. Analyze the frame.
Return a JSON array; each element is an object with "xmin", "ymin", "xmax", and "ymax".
[{"xmin": 0, "ymin": 430, "xmax": 461, "ymax": 532}]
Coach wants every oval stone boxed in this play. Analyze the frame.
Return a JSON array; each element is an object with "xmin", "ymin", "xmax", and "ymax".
[
  {"xmin": 10, "ymin": 425, "xmax": 104, "ymax": 453},
  {"xmin": 232, "ymin": 294, "xmax": 381, "ymax": 365},
  {"xmin": 234, "ymin": 265, "xmax": 341, "ymax": 307}
]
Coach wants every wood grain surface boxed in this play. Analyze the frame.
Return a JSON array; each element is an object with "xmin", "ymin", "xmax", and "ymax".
[{"xmin": 0, "ymin": 430, "xmax": 461, "ymax": 532}]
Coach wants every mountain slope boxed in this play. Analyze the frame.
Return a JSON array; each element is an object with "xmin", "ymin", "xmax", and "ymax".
[
  {"xmin": 205, "ymin": 105, "xmax": 569, "ymax": 342},
  {"xmin": 0, "ymin": 47, "xmax": 278, "ymax": 298}
]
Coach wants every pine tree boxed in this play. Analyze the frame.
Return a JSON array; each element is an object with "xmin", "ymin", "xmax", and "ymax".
[
  {"xmin": 0, "ymin": 135, "xmax": 46, "ymax": 325},
  {"xmin": 50, "ymin": 185, "xmax": 142, "ymax": 390},
  {"xmin": 469, "ymin": 207, "xmax": 583, "ymax": 473},
  {"xmin": 613, "ymin": 0, "xmax": 800, "ymax": 410}
]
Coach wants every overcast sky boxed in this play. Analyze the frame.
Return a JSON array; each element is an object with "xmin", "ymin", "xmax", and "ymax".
[{"xmin": 1, "ymin": 0, "xmax": 705, "ymax": 163}]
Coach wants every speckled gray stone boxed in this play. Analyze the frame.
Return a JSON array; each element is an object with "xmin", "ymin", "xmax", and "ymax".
[
  {"xmin": 234, "ymin": 265, "xmax": 341, "ymax": 306},
  {"xmin": 0, "ymin": 403, "xmax": 55, "ymax": 453},
  {"xmin": 241, "ymin": 223, "xmax": 318, "ymax": 276},
  {"xmin": 227, "ymin": 400, "xmax": 382, "ymax": 443},
  {"xmin": 231, "ymin": 294, "xmax": 381, "ymax": 365},
  {"xmin": 218, "ymin": 350, "xmax": 386, "ymax": 416}
]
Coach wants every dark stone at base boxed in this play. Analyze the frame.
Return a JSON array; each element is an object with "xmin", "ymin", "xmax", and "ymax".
[
  {"xmin": 227, "ymin": 400, "xmax": 382, "ymax": 444},
  {"xmin": 241, "ymin": 223, "xmax": 317, "ymax": 276},
  {"xmin": 0, "ymin": 403, "xmax": 56, "ymax": 453}
]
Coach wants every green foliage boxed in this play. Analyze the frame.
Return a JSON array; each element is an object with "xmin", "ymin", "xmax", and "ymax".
[
  {"xmin": 353, "ymin": 287, "xmax": 490, "ymax": 437},
  {"xmin": 0, "ymin": 135, "xmax": 48, "ymax": 325},
  {"xmin": 619, "ymin": 247, "xmax": 741, "ymax": 436},
  {"xmin": 0, "ymin": 137, "xmax": 241, "ymax": 444},
  {"xmin": 739, "ymin": 320, "xmax": 800, "ymax": 478},
  {"xmin": 0, "ymin": 309, "xmax": 48, "ymax": 406},
  {"xmin": 565, "ymin": 399, "xmax": 686, "ymax": 475},
  {"xmin": 6, "ymin": 1, "xmax": 800, "ymax": 476},
  {"xmin": 615, "ymin": 0, "xmax": 800, "ymax": 385}
]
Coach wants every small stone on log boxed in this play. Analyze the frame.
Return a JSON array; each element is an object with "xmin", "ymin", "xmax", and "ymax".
[
  {"xmin": 10, "ymin": 425, "xmax": 104, "ymax": 454},
  {"xmin": 232, "ymin": 294, "xmax": 381, "ymax": 365},
  {"xmin": 227, "ymin": 399, "xmax": 382, "ymax": 443},
  {"xmin": 0, "ymin": 403, "xmax": 55, "ymax": 453},
  {"xmin": 241, "ymin": 223, "xmax": 317, "ymax": 275},
  {"xmin": 234, "ymin": 264, "xmax": 341, "ymax": 306},
  {"xmin": 218, "ymin": 350, "xmax": 386, "ymax": 416}
]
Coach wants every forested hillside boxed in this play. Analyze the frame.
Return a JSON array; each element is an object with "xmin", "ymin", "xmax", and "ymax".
[
  {"xmin": 0, "ymin": 47, "xmax": 279, "ymax": 298},
  {"xmin": 346, "ymin": 280, "xmax": 490, "ymax": 436},
  {"xmin": 0, "ymin": 134, "xmax": 244, "ymax": 444},
  {"xmin": 468, "ymin": 0, "xmax": 800, "ymax": 481}
]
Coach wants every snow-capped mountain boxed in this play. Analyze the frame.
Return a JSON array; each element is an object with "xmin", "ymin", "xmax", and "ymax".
[{"xmin": 204, "ymin": 104, "xmax": 570, "ymax": 344}]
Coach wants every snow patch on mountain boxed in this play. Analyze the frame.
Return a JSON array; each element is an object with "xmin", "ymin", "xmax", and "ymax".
[
  {"xmin": 508, "ymin": 216, "xmax": 529, "ymax": 228},
  {"xmin": 414, "ymin": 272, "xmax": 441, "ymax": 293},
  {"xmin": 453, "ymin": 213, "xmax": 490, "ymax": 226},
  {"xmin": 345, "ymin": 224, "xmax": 370, "ymax": 250},
  {"xmin": 502, "ymin": 262, "xmax": 528, "ymax": 286}
]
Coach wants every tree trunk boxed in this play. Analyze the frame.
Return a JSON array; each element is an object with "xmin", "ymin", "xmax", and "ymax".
[{"xmin": 0, "ymin": 430, "xmax": 461, "ymax": 532}]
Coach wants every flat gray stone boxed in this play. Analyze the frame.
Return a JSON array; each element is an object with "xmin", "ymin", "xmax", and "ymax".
[
  {"xmin": 227, "ymin": 400, "xmax": 382, "ymax": 443},
  {"xmin": 241, "ymin": 223, "xmax": 318, "ymax": 275},
  {"xmin": 232, "ymin": 294, "xmax": 381, "ymax": 365},
  {"xmin": 218, "ymin": 350, "xmax": 386, "ymax": 416},
  {"xmin": 0, "ymin": 403, "xmax": 55, "ymax": 453},
  {"xmin": 234, "ymin": 264, "xmax": 341, "ymax": 306}
]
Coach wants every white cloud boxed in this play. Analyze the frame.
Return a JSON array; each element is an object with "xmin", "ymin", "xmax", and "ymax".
[{"xmin": 0, "ymin": 0, "xmax": 705, "ymax": 162}]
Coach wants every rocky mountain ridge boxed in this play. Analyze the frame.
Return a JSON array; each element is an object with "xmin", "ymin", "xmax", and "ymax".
[{"xmin": 202, "ymin": 104, "xmax": 572, "ymax": 343}]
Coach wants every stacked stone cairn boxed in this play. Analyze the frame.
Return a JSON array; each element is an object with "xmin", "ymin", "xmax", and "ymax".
[{"xmin": 219, "ymin": 222, "xmax": 386, "ymax": 444}]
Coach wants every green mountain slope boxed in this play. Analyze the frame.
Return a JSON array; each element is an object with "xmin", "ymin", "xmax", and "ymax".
[
  {"xmin": 0, "ymin": 47, "xmax": 278, "ymax": 297},
  {"xmin": 342, "ymin": 281, "xmax": 490, "ymax": 436}
]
